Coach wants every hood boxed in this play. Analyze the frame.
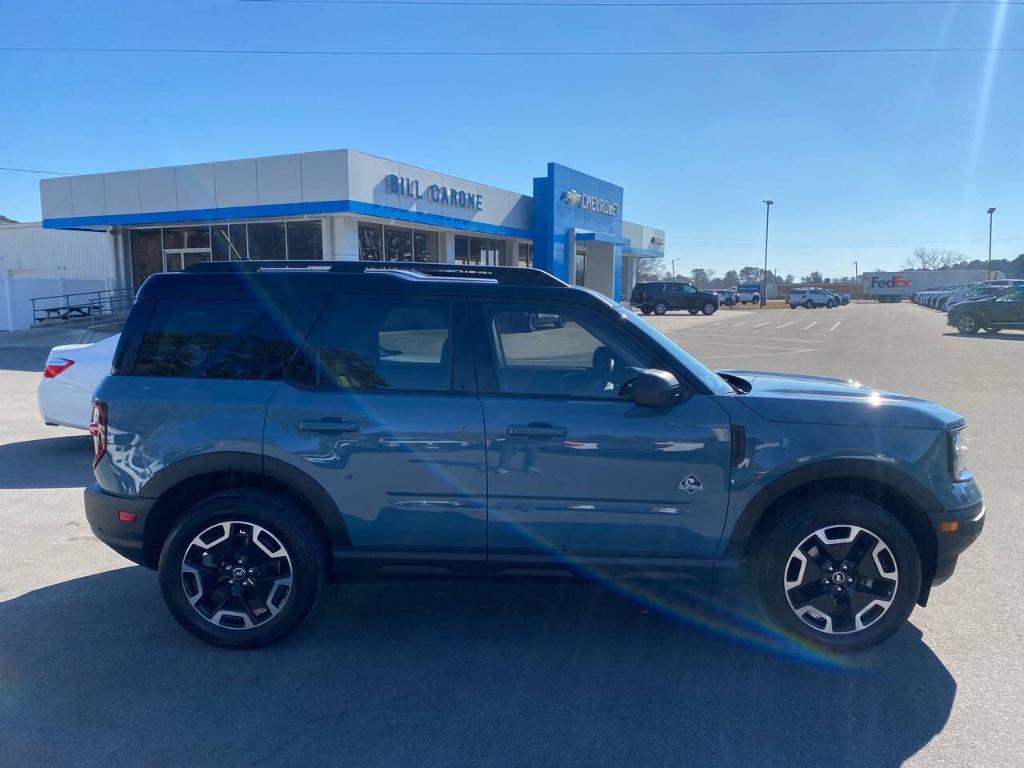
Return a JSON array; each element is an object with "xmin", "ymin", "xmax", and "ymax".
[{"xmin": 717, "ymin": 369, "xmax": 963, "ymax": 429}]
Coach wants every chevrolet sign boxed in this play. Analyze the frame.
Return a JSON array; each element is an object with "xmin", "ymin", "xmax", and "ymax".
[{"xmin": 561, "ymin": 188, "xmax": 619, "ymax": 217}]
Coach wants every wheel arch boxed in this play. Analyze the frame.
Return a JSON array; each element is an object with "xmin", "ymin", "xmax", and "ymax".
[
  {"xmin": 727, "ymin": 461, "xmax": 940, "ymax": 604},
  {"xmin": 139, "ymin": 453, "xmax": 346, "ymax": 576}
]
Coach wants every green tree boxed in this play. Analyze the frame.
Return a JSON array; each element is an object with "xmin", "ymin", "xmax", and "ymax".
[
  {"xmin": 802, "ymin": 270, "xmax": 824, "ymax": 283},
  {"xmin": 690, "ymin": 268, "xmax": 709, "ymax": 286}
]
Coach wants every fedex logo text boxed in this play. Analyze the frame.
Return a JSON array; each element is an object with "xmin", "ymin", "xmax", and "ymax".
[{"xmin": 871, "ymin": 275, "xmax": 912, "ymax": 288}]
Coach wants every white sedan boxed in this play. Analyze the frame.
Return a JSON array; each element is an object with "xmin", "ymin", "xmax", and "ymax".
[{"xmin": 37, "ymin": 334, "xmax": 120, "ymax": 429}]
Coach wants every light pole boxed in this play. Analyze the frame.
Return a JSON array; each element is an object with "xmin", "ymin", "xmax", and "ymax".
[
  {"xmin": 987, "ymin": 207, "xmax": 996, "ymax": 280},
  {"xmin": 761, "ymin": 200, "xmax": 773, "ymax": 307}
]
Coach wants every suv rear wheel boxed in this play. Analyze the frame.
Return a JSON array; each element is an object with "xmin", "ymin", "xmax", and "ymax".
[
  {"xmin": 754, "ymin": 492, "xmax": 920, "ymax": 652},
  {"xmin": 158, "ymin": 490, "xmax": 326, "ymax": 648}
]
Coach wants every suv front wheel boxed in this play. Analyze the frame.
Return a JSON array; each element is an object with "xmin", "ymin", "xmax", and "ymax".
[
  {"xmin": 755, "ymin": 492, "xmax": 921, "ymax": 652},
  {"xmin": 158, "ymin": 490, "xmax": 326, "ymax": 648},
  {"xmin": 653, "ymin": 302, "xmax": 668, "ymax": 315}
]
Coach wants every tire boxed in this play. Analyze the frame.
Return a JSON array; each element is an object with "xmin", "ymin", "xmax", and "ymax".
[
  {"xmin": 702, "ymin": 302, "xmax": 716, "ymax": 316},
  {"xmin": 984, "ymin": 327, "xmax": 1001, "ymax": 333},
  {"xmin": 641, "ymin": 306, "xmax": 652, "ymax": 315},
  {"xmin": 826, "ymin": 301, "xmax": 835, "ymax": 309},
  {"xmin": 804, "ymin": 301, "xmax": 813, "ymax": 309},
  {"xmin": 688, "ymin": 309, "xmax": 699, "ymax": 315},
  {"xmin": 754, "ymin": 492, "xmax": 921, "ymax": 652},
  {"xmin": 752, "ymin": 295, "xmax": 760, "ymax": 306},
  {"xmin": 956, "ymin": 314, "xmax": 979, "ymax": 335},
  {"xmin": 653, "ymin": 302, "xmax": 668, "ymax": 316},
  {"xmin": 158, "ymin": 490, "xmax": 326, "ymax": 649},
  {"xmin": 790, "ymin": 305, "xmax": 798, "ymax": 310}
]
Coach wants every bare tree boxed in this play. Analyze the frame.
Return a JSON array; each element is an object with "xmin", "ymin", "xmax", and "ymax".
[{"xmin": 903, "ymin": 248, "xmax": 967, "ymax": 271}]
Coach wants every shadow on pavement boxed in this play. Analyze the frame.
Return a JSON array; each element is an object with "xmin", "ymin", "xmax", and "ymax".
[
  {"xmin": 0, "ymin": 570, "xmax": 955, "ymax": 768},
  {"xmin": 0, "ymin": 434, "xmax": 94, "ymax": 488},
  {"xmin": 941, "ymin": 332, "xmax": 1024, "ymax": 341}
]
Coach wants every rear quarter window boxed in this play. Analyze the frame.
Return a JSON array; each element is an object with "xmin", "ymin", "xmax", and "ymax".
[{"xmin": 130, "ymin": 299, "xmax": 321, "ymax": 379}]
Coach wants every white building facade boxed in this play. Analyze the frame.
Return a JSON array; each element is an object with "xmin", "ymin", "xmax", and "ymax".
[{"xmin": 40, "ymin": 149, "xmax": 665, "ymax": 300}]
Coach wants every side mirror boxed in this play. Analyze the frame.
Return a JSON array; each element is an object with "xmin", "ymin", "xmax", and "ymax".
[{"xmin": 631, "ymin": 369, "xmax": 680, "ymax": 407}]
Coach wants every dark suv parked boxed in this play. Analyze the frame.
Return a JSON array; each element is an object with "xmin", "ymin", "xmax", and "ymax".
[
  {"xmin": 948, "ymin": 285, "xmax": 1024, "ymax": 334},
  {"xmin": 86, "ymin": 262, "xmax": 983, "ymax": 650},
  {"xmin": 630, "ymin": 281, "xmax": 719, "ymax": 316}
]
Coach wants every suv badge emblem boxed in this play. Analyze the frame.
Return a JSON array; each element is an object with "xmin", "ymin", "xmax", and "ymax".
[{"xmin": 679, "ymin": 474, "xmax": 704, "ymax": 494}]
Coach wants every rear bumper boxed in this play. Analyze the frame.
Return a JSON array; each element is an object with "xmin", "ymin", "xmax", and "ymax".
[
  {"xmin": 84, "ymin": 483, "xmax": 155, "ymax": 568},
  {"xmin": 929, "ymin": 499, "xmax": 985, "ymax": 587}
]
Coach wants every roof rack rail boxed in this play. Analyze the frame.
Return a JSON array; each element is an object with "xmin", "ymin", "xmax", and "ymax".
[{"xmin": 183, "ymin": 260, "xmax": 566, "ymax": 287}]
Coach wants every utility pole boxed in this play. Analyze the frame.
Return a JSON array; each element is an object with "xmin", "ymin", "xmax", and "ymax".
[
  {"xmin": 761, "ymin": 200, "xmax": 773, "ymax": 307},
  {"xmin": 987, "ymin": 208, "xmax": 996, "ymax": 280},
  {"xmin": 854, "ymin": 261, "xmax": 859, "ymax": 282}
]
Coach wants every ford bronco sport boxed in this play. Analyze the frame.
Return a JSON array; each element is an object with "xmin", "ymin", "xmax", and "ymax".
[{"xmin": 86, "ymin": 262, "xmax": 984, "ymax": 649}]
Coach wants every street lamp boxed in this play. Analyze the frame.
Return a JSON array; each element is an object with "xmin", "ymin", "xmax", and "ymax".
[
  {"xmin": 761, "ymin": 200, "xmax": 773, "ymax": 307},
  {"xmin": 987, "ymin": 207, "xmax": 996, "ymax": 280}
]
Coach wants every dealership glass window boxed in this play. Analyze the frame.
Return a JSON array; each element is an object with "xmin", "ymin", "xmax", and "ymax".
[
  {"xmin": 518, "ymin": 243, "xmax": 532, "ymax": 268},
  {"xmin": 286, "ymin": 220, "xmax": 324, "ymax": 260},
  {"xmin": 359, "ymin": 223, "xmax": 384, "ymax": 260},
  {"xmin": 414, "ymin": 231, "xmax": 439, "ymax": 262},
  {"xmin": 454, "ymin": 236, "xmax": 470, "ymax": 264},
  {"xmin": 468, "ymin": 238, "xmax": 505, "ymax": 266},
  {"xmin": 247, "ymin": 222, "xmax": 287, "ymax": 260},
  {"xmin": 130, "ymin": 229, "xmax": 164, "ymax": 290},
  {"xmin": 211, "ymin": 223, "xmax": 248, "ymax": 261},
  {"xmin": 384, "ymin": 227, "xmax": 414, "ymax": 261},
  {"xmin": 162, "ymin": 226, "xmax": 211, "ymax": 251}
]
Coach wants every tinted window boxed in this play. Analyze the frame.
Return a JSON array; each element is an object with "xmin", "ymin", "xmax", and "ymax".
[
  {"xmin": 486, "ymin": 303, "xmax": 656, "ymax": 398},
  {"xmin": 132, "ymin": 299, "xmax": 319, "ymax": 379},
  {"xmin": 288, "ymin": 298, "xmax": 453, "ymax": 392}
]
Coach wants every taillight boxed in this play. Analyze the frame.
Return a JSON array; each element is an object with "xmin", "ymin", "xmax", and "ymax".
[
  {"xmin": 43, "ymin": 357, "xmax": 75, "ymax": 378},
  {"xmin": 90, "ymin": 401, "xmax": 108, "ymax": 468}
]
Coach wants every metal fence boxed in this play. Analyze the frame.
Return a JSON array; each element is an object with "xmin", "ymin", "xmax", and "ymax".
[{"xmin": 30, "ymin": 288, "xmax": 133, "ymax": 330}]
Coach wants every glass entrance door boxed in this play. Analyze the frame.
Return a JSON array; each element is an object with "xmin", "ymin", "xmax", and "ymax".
[{"xmin": 574, "ymin": 246, "xmax": 587, "ymax": 286}]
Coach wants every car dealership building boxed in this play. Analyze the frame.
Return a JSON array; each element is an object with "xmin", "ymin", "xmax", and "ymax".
[{"xmin": 39, "ymin": 149, "xmax": 665, "ymax": 300}]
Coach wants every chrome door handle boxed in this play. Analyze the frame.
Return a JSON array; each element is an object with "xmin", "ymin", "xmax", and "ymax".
[
  {"xmin": 298, "ymin": 419, "xmax": 359, "ymax": 434},
  {"xmin": 507, "ymin": 424, "xmax": 566, "ymax": 438}
]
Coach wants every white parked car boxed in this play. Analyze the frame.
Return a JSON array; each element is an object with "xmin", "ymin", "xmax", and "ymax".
[{"xmin": 37, "ymin": 334, "xmax": 119, "ymax": 429}]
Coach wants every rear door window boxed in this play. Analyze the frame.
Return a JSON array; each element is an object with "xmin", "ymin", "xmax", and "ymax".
[{"xmin": 287, "ymin": 297, "xmax": 455, "ymax": 392}]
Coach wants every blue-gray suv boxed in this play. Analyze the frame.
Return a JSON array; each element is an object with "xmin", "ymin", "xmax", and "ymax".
[{"xmin": 85, "ymin": 262, "xmax": 984, "ymax": 650}]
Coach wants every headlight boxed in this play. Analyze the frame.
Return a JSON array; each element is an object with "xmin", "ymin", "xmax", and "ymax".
[{"xmin": 948, "ymin": 427, "xmax": 968, "ymax": 481}]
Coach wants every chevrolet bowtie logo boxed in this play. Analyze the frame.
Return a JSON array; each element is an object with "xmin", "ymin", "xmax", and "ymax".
[{"xmin": 562, "ymin": 189, "xmax": 582, "ymax": 206}]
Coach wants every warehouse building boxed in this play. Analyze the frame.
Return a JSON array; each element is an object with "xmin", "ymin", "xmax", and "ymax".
[{"xmin": 38, "ymin": 149, "xmax": 666, "ymax": 300}]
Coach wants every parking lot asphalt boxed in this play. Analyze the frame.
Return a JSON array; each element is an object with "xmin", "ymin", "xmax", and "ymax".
[{"xmin": 1, "ymin": 302, "xmax": 1021, "ymax": 768}]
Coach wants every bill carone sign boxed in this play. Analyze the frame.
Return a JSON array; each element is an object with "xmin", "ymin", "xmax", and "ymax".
[{"xmin": 385, "ymin": 174, "xmax": 483, "ymax": 212}]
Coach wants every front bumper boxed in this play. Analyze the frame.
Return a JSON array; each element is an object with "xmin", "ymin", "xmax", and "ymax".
[
  {"xmin": 929, "ymin": 499, "xmax": 985, "ymax": 588},
  {"xmin": 84, "ymin": 483, "xmax": 155, "ymax": 568}
]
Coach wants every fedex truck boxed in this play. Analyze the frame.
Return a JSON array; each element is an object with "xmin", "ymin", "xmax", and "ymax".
[{"xmin": 864, "ymin": 269, "xmax": 1000, "ymax": 302}]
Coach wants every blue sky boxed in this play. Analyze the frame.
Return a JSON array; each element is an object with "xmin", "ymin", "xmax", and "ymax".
[{"xmin": 1, "ymin": 0, "xmax": 1021, "ymax": 278}]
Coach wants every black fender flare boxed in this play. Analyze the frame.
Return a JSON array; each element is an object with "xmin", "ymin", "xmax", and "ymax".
[
  {"xmin": 722, "ymin": 458, "xmax": 943, "ymax": 560},
  {"xmin": 140, "ymin": 452, "xmax": 348, "ymax": 546}
]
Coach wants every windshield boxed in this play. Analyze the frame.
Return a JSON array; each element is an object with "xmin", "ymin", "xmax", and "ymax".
[{"xmin": 616, "ymin": 306, "xmax": 734, "ymax": 395}]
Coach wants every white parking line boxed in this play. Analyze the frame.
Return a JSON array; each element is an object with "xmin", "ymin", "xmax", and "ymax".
[
  {"xmin": 804, "ymin": 321, "xmax": 817, "ymax": 330},
  {"xmin": 828, "ymin": 321, "xmax": 842, "ymax": 331},
  {"xmin": 752, "ymin": 321, "xmax": 771, "ymax": 328},
  {"xmin": 733, "ymin": 322, "xmax": 747, "ymax": 327},
  {"xmin": 776, "ymin": 321, "xmax": 795, "ymax": 328}
]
